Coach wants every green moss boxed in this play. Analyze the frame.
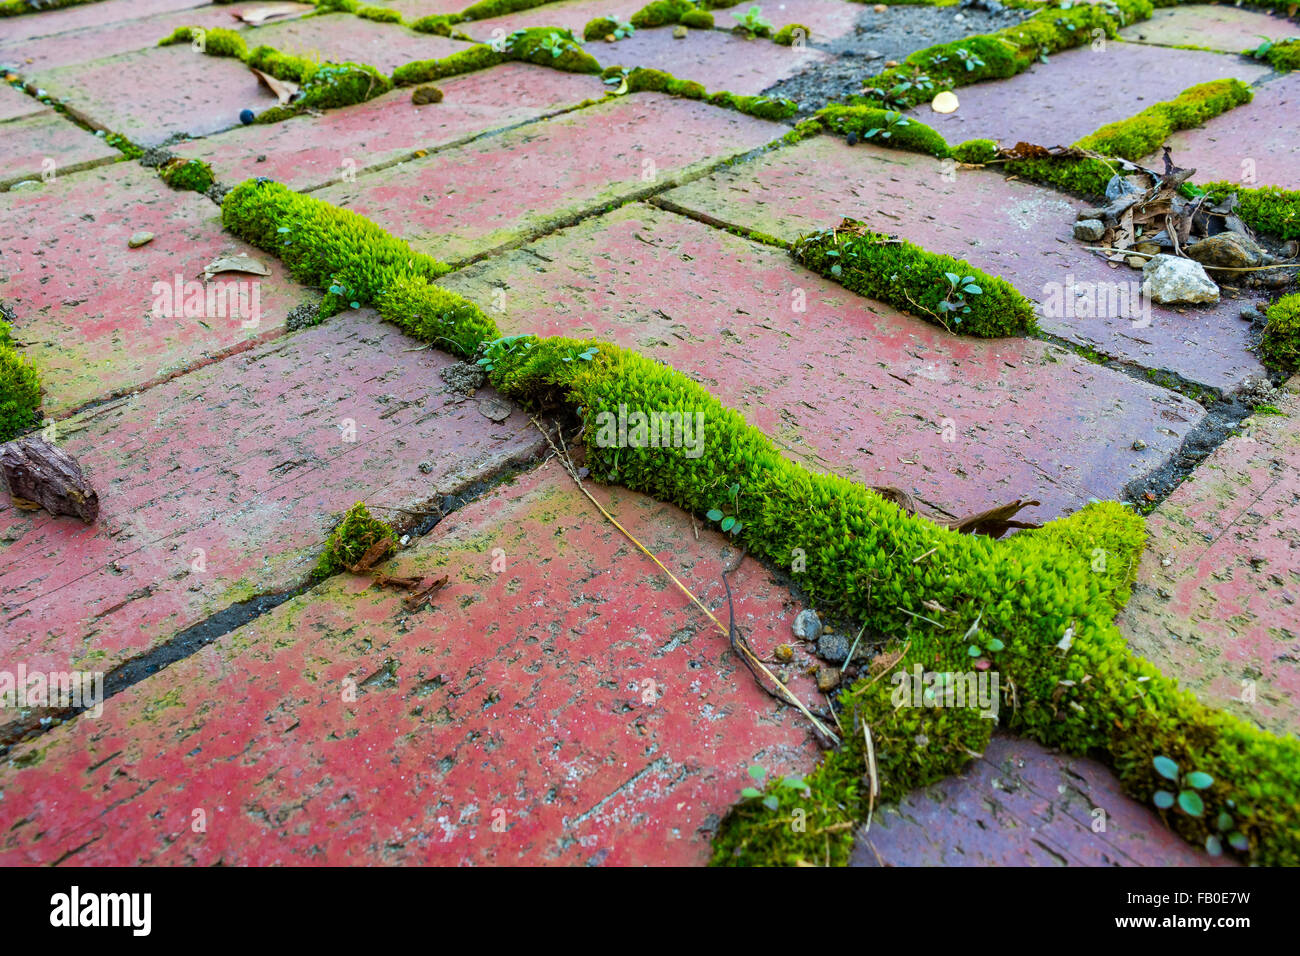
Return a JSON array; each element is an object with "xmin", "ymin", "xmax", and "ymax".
[
  {"xmin": 461, "ymin": 0, "xmax": 559, "ymax": 17},
  {"xmin": 772, "ymin": 23, "xmax": 810, "ymax": 46},
  {"xmin": 301, "ymin": 61, "xmax": 392, "ymax": 108},
  {"xmin": 104, "ymin": 131, "xmax": 143, "ymax": 159},
  {"xmin": 354, "ymin": 3, "xmax": 403, "ymax": 22},
  {"xmin": 1247, "ymin": 36, "xmax": 1300, "ymax": 71},
  {"xmin": 0, "ymin": 0, "xmax": 101, "ymax": 16},
  {"xmin": 862, "ymin": 0, "xmax": 1152, "ymax": 109},
  {"xmin": 951, "ymin": 138, "xmax": 997, "ymax": 164},
  {"xmin": 221, "ymin": 179, "xmax": 495, "ymax": 352},
  {"xmin": 792, "ymin": 220, "xmax": 1038, "ymax": 336},
  {"xmin": 814, "ymin": 104, "xmax": 949, "ymax": 157},
  {"xmin": 410, "ymin": 13, "xmax": 460, "ymax": 35},
  {"xmin": 158, "ymin": 158, "xmax": 215, "ymax": 193},
  {"xmin": 1076, "ymin": 78, "xmax": 1252, "ymax": 159},
  {"xmin": 505, "ymin": 27, "xmax": 601, "ymax": 72},
  {"xmin": 1004, "ymin": 155, "xmax": 1119, "ymax": 199},
  {"xmin": 0, "ymin": 318, "xmax": 41, "ymax": 442},
  {"xmin": 605, "ymin": 66, "xmax": 794, "ymax": 119},
  {"xmin": 393, "ymin": 45, "xmax": 505, "ymax": 85},
  {"xmin": 158, "ymin": 25, "xmax": 248, "ymax": 58},
  {"xmin": 1260, "ymin": 294, "xmax": 1300, "ymax": 375},
  {"xmin": 584, "ymin": 16, "xmax": 619, "ymax": 40},
  {"xmin": 215, "ymin": 159, "xmax": 1300, "ymax": 868},
  {"xmin": 630, "ymin": 0, "xmax": 695, "ymax": 28},
  {"xmin": 1004, "ymin": 79, "xmax": 1251, "ymax": 200},
  {"xmin": 312, "ymin": 502, "xmax": 397, "ymax": 580},
  {"xmin": 1199, "ymin": 182, "xmax": 1300, "ymax": 241},
  {"xmin": 679, "ymin": 7, "xmax": 713, "ymax": 27}
]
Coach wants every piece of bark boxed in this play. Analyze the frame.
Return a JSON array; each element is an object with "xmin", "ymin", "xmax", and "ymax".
[
  {"xmin": 945, "ymin": 499, "xmax": 1041, "ymax": 539},
  {"xmin": 0, "ymin": 435, "xmax": 99, "ymax": 523}
]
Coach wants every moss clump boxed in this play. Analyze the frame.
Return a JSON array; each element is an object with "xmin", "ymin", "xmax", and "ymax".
[
  {"xmin": 1076, "ymin": 78, "xmax": 1252, "ymax": 159},
  {"xmin": 772, "ymin": 23, "xmax": 810, "ymax": 46},
  {"xmin": 354, "ymin": 3, "xmax": 402, "ymax": 22},
  {"xmin": 410, "ymin": 13, "xmax": 460, "ymax": 35},
  {"xmin": 1248, "ymin": 37, "xmax": 1300, "ymax": 72},
  {"xmin": 1005, "ymin": 155, "xmax": 1119, "ymax": 199},
  {"xmin": 300, "ymin": 62, "xmax": 392, "ymax": 109},
  {"xmin": 792, "ymin": 219, "xmax": 1038, "ymax": 336},
  {"xmin": 159, "ymin": 25, "xmax": 248, "ymax": 58},
  {"xmin": 584, "ymin": 17, "xmax": 618, "ymax": 40},
  {"xmin": 0, "ymin": 318, "xmax": 41, "ymax": 442},
  {"xmin": 158, "ymin": 158, "xmax": 215, "ymax": 193},
  {"xmin": 604, "ymin": 66, "xmax": 795, "ymax": 120},
  {"xmin": 951, "ymin": 138, "xmax": 997, "ymax": 164},
  {"xmin": 862, "ymin": 0, "xmax": 1152, "ymax": 109},
  {"xmin": 506, "ymin": 27, "xmax": 602, "ymax": 72},
  {"xmin": 412, "ymin": 84, "xmax": 443, "ymax": 105},
  {"xmin": 393, "ymin": 45, "xmax": 504, "ymax": 85},
  {"xmin": 104, "ymin": 131, "xmax": 143, "ymax": 159},
  {"xmin": 1199, "ymin": 182, "xmax": 1300, "ymax": 241},
  {"xmin": 814, "ymin": 104, "xmax": 949, "ymax": 157},
  {"xmin": 679, "ymin": 7, "xmax": 713, "ymax": 27},
  {"xmin": 221, "ymin": 179, "xmax": 495, "ymax": 353},
  {"xmin": 461, "ymin": 0, "xmax": 556, "ymax": 17},
  {"xmin": 312, "ymin": 502, "xmax": 397, "ymax": 580},
  {"xmin": 630, "ymin": 0, "xmax": 695, "ymax": 28},
  {"xmin": 1260, "ymin": 294, "xmax": 1300, "ymax": 374},
  {"xmin": 0, "ymin": 0, "xmax": 98, "ymax": 15}
]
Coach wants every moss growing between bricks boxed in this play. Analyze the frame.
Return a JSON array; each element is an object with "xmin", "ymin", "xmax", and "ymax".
[
  {"xmin": 1260, "ymin": 294, "xmax": 1300, "ymax": 375},
  {"xmin": 773, "ymin": 23, "xmax": 810, "ymax": 46},
  {"xmin": 0, "ymin": 317, "xmax": 41, "ymax": 443},
  {"xmin": 601, "ymin": 66, "xmax": 796, "ymax": 120},
  {"xmin": 951, "ymin": 138, "xmax": 997, "ymax": 164},
  {"xmin": 813, "ymin": 104, "xmax": 950, "ymax": 157},
  {"xmin": 312, "ymin": 502, "xmax": 397, "ymax": 580},
  {"xmin": 394, "ymin": 27, "xmax": 599, "ymax": 86},
  {"xmin": 1006, "ymin": 79, "xmax": 1254, "ymax": 200},
  {"xmin": 0, "ymin": 0, "xmax": 104, "ymax": 15},
  {"xmin": 792, "ymin": 220, "xmax": 1038, "ymax": 336},
  {"xmin": 861, "ymin": 0, "xmax": 1153, "ymax": 110},
  {"xmin": 630, "ymin": 0, "xmax": 696, "ymax": 27},
  {"xmin": 158, "ymin": 158, "xmax": 215, "ymax": 193},
  {"xmin": 216, "ymin": 177, "xmax": 1300, "ymax": 866}
]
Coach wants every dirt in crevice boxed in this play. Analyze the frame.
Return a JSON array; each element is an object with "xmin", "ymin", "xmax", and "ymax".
[{"xmin": 762, "ymin": 0, "xmax": 1033, "ymax": 117}]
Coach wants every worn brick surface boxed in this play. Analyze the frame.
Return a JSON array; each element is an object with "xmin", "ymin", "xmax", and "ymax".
[
  {"xmin": 905, "ymin": 42, "xmax": 1272, "ymax": 150},
  {"xmin": 1142, "ymin": 71, "xmax": 1300, "ymax": 192},
  {"xmin": 173, "ymin": 63, "xmax": 600, "ymax": 193},
  {"xmin": 28, "ymin": 43, "xmax": 281, "ymax": 147},
  {"xmin": 1117, "ymin": 379, "xmax": 1300, "ymax": 740},
  {"xmin": 1120, "ymin": 5, "xmax": 1296, "ymax": 54},
  {"xmin": 0, "ymin": 464, "xmax": 817, "ymax": 865},
  {"xmin": 441, "ymin": 202, "xmax": 1203, "ymax": 522},
  {"xmin": 0, "ymin": 111, "xmax": 120, "ymax": 189},
  {"xmin": 242, "ymin": 12, "xmax": 468, "ymax": 75},
  {"xmin": 383, "ymin": 0, "xmax": 471, "ymax": 19},
  {"xmin": 0, "ymin": 0, "xmax": 208, "ymax": 46},
  {"xmin": 0, "ymin": 162, "xmax": 313, "ymax": 413},
  {"xmin": 0, "ymin": 3, "xmax": 314, "ymax": 76},
  {"xmin": 851, "ymin": 735, "xmax": 1234, "ymax": 866},
  {"xmin": 313, "ymin": 91, "xmax": 782, "ymax": 262},
  {"xmin": 659, "ymin": 136, "xmax": 1269, "ymax": 391},
  {"xmin": 589, "ymin": 23, "xmax": 831, "ymax": 94},
  {"xmin": 0, "ymin": 308, "xmax": 544, "ymax": 680},
  {"xmin": 0, "ymin": 84, "xmax": 46, "ymax": 122}
]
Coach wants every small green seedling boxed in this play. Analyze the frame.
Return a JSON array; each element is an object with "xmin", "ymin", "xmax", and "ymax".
[
  {"xmin": 939, "ymin": 273, "xmax": 983, "ymax": 325},
  {"xmin": 1152, "ymin": 755, "xmax": 1213, "ymax": 817},
  {"xmin": 861, "ymin": 110, "xmax": 910, "ymax": 142},
  {"xmin": 706, "ymin": 482, "xmax": 743, "ymax": 537},
  {"xmin": 740, "ymin": 764, "xmax": 808, "ymax": 811},
  {"xmin": 732, "ymin": 5, "xmax": 773, "ymax": 37}
]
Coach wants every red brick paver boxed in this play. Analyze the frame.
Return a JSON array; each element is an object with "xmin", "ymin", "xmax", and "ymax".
[
  {"xmin": 0, "ymin": 162, "xmax": 313, "ymax": 414},
  {"xmin": 659, "ymin": 136, "xmax": 1269, "ymax": 392},
  {"xmin": 905, "ymin": 42, "xmax": 1272, "ymax": 150},
  {"xmin": 0, "ymin": 308, "xmax": 543, "ymax": 679},
  {"xmin": 1120, "ymin": 5, "xmax": 1296, "ymax": 55},
  {"xmin": 173, "ymin": 63, "xmax": 601, "ymax": 193},
  {"xmin": 852, "ymin": 735, "xmax": 1234, "ymax": 866},
  {"xmin": 312, "ymin": 91, "xmax": 783, "ymax": 261},
  {"xmin": 0, "ymin": 3, "xmax": 315, "ymax": 76},
  {"xmin": 440, "ymin": 201, "xmax": 1204, "ymax": 522},
  {"xmin": 0, "ymin": 111, "xmax": 120, "ymax": 189},
  {"xmin": 0, "ymin": 0, "xmax": 209, "ymax": 46},
  {"xmin": 27, "ymin": 43, "xmax": 281, "ymax": 147},
  {"xmin": 242, "ymin": 12, "xmax": 468, "ymax": 75},
  {"xmin": 1142, "ymin": 71, "xmax": 1300, "ymax": 192},
  {"xmin": 0, "ymin": 464, "xmax": 816, "ymax": 865},
  {"xmin": 1117, "ymin": 379, "xmax": 1300, "ymax": 740}
]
